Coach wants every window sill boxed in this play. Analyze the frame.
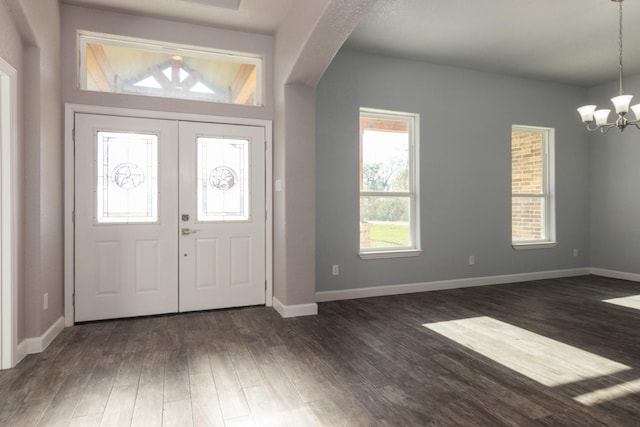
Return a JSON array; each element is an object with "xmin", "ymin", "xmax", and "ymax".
[
  {"xmin": 512, "ymin": 242, "xmax": 558, "ymax": 251},
  {"xmin": 359, "ymin": 249, "xmax": 423, "ymax": 260}
]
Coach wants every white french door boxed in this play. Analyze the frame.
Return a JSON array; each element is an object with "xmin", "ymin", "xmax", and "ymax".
[
  {"xmin": 178, "ymin": 121, "xmax": 265, "ymax": 312},
  {"xmin": 75, "ymin": 115, "xmax": 179, "ymax": 321},
  {"xmin": 74, "ymin": 114, "xmax": 266, "ymax": 322}
]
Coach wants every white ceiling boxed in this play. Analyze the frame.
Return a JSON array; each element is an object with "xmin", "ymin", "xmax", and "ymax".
[
  {"xmin": 345, "ymin": 0, "xmax": 640, "ymax": 87},
  {"xmin": 60, "ymin": 0, "xmax": 640, "ymax": 87},
  {"xmin": 59, "ymin": 0, "xmax": 296, "ymax": 34}
]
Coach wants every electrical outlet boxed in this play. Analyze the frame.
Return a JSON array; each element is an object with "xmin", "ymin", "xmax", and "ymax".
[
  {"xmin": 332, "ymin": 264, "xmax": 339, "ymax": 276},
  {"xmin": 573, "ymin": 248, "xmax": 579, "ymax": 257},
  {"xmin": 469, "ymin": 255, "xmax": 475, "ymax": 265},
  {"xmin": 43, "ymin": 293, "xmax": 48, "ymax": 310}
]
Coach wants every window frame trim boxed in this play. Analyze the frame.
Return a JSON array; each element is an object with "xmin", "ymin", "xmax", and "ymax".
[
  {"xmin": 358, "ymin": 107, "xmax": 421, "ymax": 258},
  {"xmin": 511, "ymin": 124, "xmax": 556, "ymax": 249}
]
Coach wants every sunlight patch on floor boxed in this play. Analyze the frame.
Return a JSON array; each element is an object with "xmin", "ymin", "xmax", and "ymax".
[
  {"xmin": 423, "ymin": 316, "xmax": 630, "ymax": 387},
  {"xmin": 574, "ymin": 378, "xmax": 640, "ymax": 406},
  {"xmin": 603, "ymin": 295, "xmax": 640, "ymax": 311}
]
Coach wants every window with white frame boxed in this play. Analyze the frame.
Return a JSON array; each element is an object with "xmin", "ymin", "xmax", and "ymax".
[
  {"xmin": 511, "ymin": 125, "xmax": 556, "ymax": 248},
  {"xmin": 359, "ymin": 108, "xmax": 420, "ymax": 258},
  {"xmin": 78, "ymin": 32, "xmax": 263, "ymax": 106}
]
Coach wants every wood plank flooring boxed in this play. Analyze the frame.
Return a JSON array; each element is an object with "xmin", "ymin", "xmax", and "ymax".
[{"xmin": 2, "ymin": 274, "xmax": 640, "ymax": 426}]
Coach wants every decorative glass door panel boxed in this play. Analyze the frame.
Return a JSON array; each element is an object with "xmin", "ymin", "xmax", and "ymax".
[
  {"xmin": 197, "ymin": 137, "xmax": 249, "ymax": 221},
  {"xmin": 96, "ymin": 131, "xmax": 158, "ymax": 223}
]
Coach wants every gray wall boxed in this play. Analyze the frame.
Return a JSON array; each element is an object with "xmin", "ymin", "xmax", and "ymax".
[
  {"xmin": 3, "ymin": 0, "xmax": 63, "ymax": 342},
  {"xmin": 315, "ymin": 49, "xmax": 591, "ymax": 292},
  {"xmin": 589, "ymin": 74, "xmax": 640, "ymax": 273},
  {"xmin": 22, "ymin": 0, "xmax": 63, "ymax": 340}
]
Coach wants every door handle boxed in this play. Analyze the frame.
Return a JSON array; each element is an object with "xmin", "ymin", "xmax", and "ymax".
[{"xmin": 181, "ymin": 228, "xmax": 200, "ymax": 235}]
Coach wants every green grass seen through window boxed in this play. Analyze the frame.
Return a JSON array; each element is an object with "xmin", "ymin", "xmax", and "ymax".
[{"xmin": 368, "ymin": 222, "xmax": 409, "ymax": 247}]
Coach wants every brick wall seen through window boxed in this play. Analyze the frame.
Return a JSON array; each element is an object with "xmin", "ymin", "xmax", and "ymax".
[{"xmin": 511, "ymin": 126, "xmax": 554, "ymax": 245}]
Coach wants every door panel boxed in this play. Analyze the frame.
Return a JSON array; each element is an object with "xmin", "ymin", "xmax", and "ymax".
[
  {"xmin": 178, "ymin": 121, "xmax": 265, "ymax": 312},
  {"xmin": 75, "ymin": 114, "xmax": 179, "ymax": 322}
]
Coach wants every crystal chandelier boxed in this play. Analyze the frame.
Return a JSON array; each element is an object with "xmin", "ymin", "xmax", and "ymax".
[{"xmin": 577, "ymin": 0, "xmax": 640, "ymax": 132}]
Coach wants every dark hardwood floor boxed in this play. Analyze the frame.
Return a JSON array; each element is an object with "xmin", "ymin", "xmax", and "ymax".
[{"xmin": 2, "ymin": 275, "xmax": 640, "ymax": 426}]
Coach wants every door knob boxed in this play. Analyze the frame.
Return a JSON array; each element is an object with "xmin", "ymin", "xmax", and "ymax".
[{"xmin": 181, "ymin": 228, "xmax": 199, "ymax": 235}]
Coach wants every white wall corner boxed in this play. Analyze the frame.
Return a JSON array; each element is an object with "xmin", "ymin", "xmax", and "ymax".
[
  {"xmin": 15, "ymin": 341, "xmax": 28, "ymax": 365},
  {"xmin": 316, "ymin": 268, "xmax": 592, "ymax": 302},
  {"xmin": 16, "ymin": 316, "xmax": 64, "ymax": 362},
  {"xmin": 272, "ymin": 297, "xmax": 318, "ymax": 318}
]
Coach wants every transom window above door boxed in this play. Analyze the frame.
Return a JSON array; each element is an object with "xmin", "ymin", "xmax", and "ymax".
[{"xmin": 78, "ymin": 32, "xmax": 263, "ymax": 106}]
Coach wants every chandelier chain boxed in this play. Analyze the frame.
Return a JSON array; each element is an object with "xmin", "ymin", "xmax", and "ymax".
[{"xmin": 618, "ymin": 0, "xmax": 624, "ymax": 96}]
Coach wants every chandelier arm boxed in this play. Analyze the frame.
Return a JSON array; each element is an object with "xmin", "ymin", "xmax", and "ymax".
[
  {"xmin": 601, "ymin": 122, "xmax": 623, "ymax": 133},
  {"xmin": 599, "ymin": 125, "xmax": 615, "ymax": 133},
  {"xmin": 585, "ymin": 122, "xmax": 601, "ymax": 132},
  {"xmin": 585, "ymin": 122, "xmax": 615, "ymax": 132}
]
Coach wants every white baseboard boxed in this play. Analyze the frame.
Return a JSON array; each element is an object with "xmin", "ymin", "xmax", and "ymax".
[
  {"xmin": 16, "ymin": 316, "xmax": 65, "ymax": 363},
  {"xmin": 273, "ymin": 297, "xmax": 318, "ymax": 318},
  {"xmin": 316, "ymin": 268, "xmax": 591, "ymax": 302},
  {"xmin": 590, "ymin": 268, "xmax": 640, "ymax": 282}
]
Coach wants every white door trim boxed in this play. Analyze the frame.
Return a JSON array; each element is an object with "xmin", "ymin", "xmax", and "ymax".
[
  {"xmin": 1, "ymin": 57, "xmax": 17, "ymax": 369},
  {"xmin": 64, "ymin": 104, "xmax": 273, "ymax": 326}
]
